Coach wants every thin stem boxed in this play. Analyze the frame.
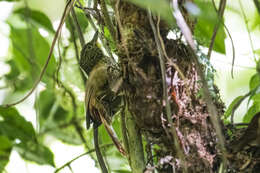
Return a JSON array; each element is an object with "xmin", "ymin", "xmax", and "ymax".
[
  {"xmin": 68, "ymin": 14, "xmax": 87, "ymax": 83},
  {"xmin": 211, "ymin": 0, "xmax": 235, "ymax": 78},
  {"xmin": 0, "ymin": 0, "xmax": 76, "ymax": 108},
  {"xmin": 68, "ymin": 165, "xmax": 74, "ymax": 173},
  {"xmin": 238, "ymin": 0, "xmax": 257, "ymax": 62},
  {"xmin": 71, "ymin": 7, "xmax": 85, "ymax": 46},
  {"xmin": 156, "ymin": 15, "xmax": 186, "ymax": 80},
  {"xmin": 54, "ymin": 143, "xmax": 113, "ymax": 173},
  {"xmin": 207, "ymin": 0, "xmax": 227, "ymax": 59},
  {"xmin": 99, "ymin": 0, "xmax": 116, "ymax": 41},
  {"xmin": 172, "ymin": 0, "xmax": 195, "ymax": 50},
  {"xmin": 55, "ymin": 32, "xmax": 63, "ymax": 87}
]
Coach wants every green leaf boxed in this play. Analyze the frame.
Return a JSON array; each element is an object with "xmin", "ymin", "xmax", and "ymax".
[
  {"xmin": 5, "ymin": 59, "xmax": 19, "ymax": 80},
  {"xmin": 224, "ymin": 95, "xmax": 244, "ymax": 119},
  {"xmin": 243, "ymin": 103, "xmax": 260, "ymax": 123},
  {"xmin": 36, "ymin": 89, "xmax": 75, "ymax": 143},
  {"xmin": 0, "ymin": 136, "xmax": 12, "ymax": 150},
  {"xmin": 255, "ymin": 49, "xmax": 260, "ymax": 56},
  {"xmin": 105, "ymin": 152, "xmax": 129, "ymax": 172},
  {"xmin": 48, "ymin": 126, "xmax": 83, "ymax": 145},
  {"xmin": 4, "ymin": 59, "xmax": 33, "ymax": 91},
  {"xmin": 104, "ymin": 26, "xmax": 116, "ymax": 51},
  {"xmin": 5, "ymin": 11, "xmax": 56, "ymax": 92},
  {"xmin": 54, "ymin": 106, "xmax": 69, "ymax": 121},
  {"xmin": 0, "ymin": 106, "xmax": 55, "ymax": 167},
  {"xmin": 0, "ymin": 107, "xmax": 36, "ymax": 142},
  {"xmin": 73, "ymin": 9, "xmax": 88, "ymax": 33},
  {"xmin": 15, "ymin": 142, "xmax": 55, "ymax": 167},
  {"xmin": 194, "ymin": 0, "xmax": 226, "ymax": 54},
  {"xmin": 0, "ymin": 136, "xmax": 12, "ymax": 172},
  {"xmin": 37, "ymin": 90, "xmax": 56, "ymax": 122},
  {"xmin": 5, "ymin": 24, "xmax": 56, "ymax": 92},
  {"xmin": 36, "ymin": 90, "xmax": 70, "ymax": 124},
  {"xmin": 0, "ymin": 108, "xmax": 48, "ymax": 169},
  {"xmin": 75, "ymin": 10, "xmax": 88, "ymax": 32},
  {"xmin": 249, "ymin": 73, "xmax": 260, "ymax": 90},
  {"xmin": 66, "ymin": 10, "xmax": 88, "ymax": 42},
  {"xmin": 251, "ymin": 11, "xmax": 260, "ymax": 31},
  {"xmin": 251, "ymin": 93, "xmax": 260, "ymax": 104},
  {"xmin": 126, "ymin": 0, "xmax": 175, "ymax": 26},
  {"xmin": 14, "ymin": 8, "xmax": 55, "ymax": 33}
]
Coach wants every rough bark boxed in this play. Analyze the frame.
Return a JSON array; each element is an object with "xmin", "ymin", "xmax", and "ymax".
[
  {"xmin": 88, "ymin": 0, "xmax": 260, "ymax": 172},
  {"xmin": 114, "ymin": 1, "xmax": 225, "ymax": 172}
]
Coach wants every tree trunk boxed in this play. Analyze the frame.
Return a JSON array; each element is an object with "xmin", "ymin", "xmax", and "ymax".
[{"xmin": 113, "ymin": 1, "xmax": 225, "ymax": 172}]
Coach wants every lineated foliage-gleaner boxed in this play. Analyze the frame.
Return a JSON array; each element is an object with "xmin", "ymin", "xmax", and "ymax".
[{"xmin": 79, "ymin": 32, "xmax": 125, "ymax": 155}]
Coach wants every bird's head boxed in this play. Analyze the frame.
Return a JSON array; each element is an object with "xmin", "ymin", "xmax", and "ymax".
[{"xmin": 80, "ymin": 32, "xmax": 104, "ymax": 76}]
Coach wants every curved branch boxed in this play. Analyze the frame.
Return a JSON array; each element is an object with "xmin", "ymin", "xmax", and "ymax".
[
  {"xmin": 0, "ymin": 0, "xmax": 76, "ymax": 108},
  {"xmin": 71, "ymin": 7, "xmax": 85, "ymax": 46},
  {"xmin": 54, "ymin": 143, "xmax": 113, "ymax": 173},
  {"xmin": 211, "ymin": 0, "xmax": 236, "ymax": 78}
]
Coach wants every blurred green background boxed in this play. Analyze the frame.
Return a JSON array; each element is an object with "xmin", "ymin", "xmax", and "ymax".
[{"xmin": 0, "ymin": 0, "xmax": 259, "ymax": 172}]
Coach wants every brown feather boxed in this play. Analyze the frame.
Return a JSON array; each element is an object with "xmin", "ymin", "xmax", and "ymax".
[{"xmin": 84, "ymin": 61, "xmax": 125, "ymax": 155}]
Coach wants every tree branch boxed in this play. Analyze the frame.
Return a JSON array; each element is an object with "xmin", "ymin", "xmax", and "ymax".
[
  {"xmin": 207, "ymin": 0, "xmax": 227, "ymax": 59},
  {"xmin": 54, "ymin": 143, "xmax": 113, "ymax": 173},
  {"xmin": 67, "ymin": 14, "xmax": 87, "ymax": 83}
]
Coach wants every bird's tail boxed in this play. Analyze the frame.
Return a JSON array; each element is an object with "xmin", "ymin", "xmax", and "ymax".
[{"xmin": 100, "ymin": 115, "xmax": 126, "ymax": 156}]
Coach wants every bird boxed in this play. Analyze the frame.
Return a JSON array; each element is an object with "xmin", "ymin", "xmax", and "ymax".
[
  {"xmin": 232, "ymin": 112, "xmax": 260, "ymax": 152},
  {"xmin": 80, "ymin": 32, "xmax": 125, "ymax": 173}
]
